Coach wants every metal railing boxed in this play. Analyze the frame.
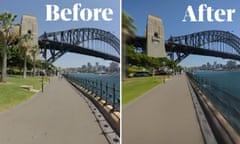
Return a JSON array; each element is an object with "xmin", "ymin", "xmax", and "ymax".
[
  {"xmin": 186, "ymin": 72, "xmax": 240, "ymax": 144},
  {"xmin": 67, "ymin": 76, "xmax": 120, "ymax": 111}
]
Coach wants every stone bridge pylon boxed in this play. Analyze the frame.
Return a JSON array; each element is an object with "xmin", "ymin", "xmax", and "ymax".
[{"xmin": 146, "ymin": 15, "xmax": 166, "ymax": 58}]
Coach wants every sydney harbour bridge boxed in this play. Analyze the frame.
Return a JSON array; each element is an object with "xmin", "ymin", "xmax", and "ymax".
[
  {"xmin": 127, "ymin": 15, "xmax": 240, "ymax": 64},
  {"xmin": 38, "ymin": 28, "xmax": 120, "ymax": 63}
]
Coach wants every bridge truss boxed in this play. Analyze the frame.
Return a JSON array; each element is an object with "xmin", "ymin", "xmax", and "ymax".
[
  {"xmin": 127, "ymin": 30, "xmax": 240, "ymax": 63},
  {"xmin": 167, "ymin": 30, "xmax": 240, "ymax": 63},
  {"xmin": 39, "ymin": 28, "xmax": 120, "ymax": 63}
]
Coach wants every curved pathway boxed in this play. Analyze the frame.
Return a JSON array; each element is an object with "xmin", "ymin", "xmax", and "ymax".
[
  {"xmin": 123, "ymin": 74, "xmax": 204, "ymax": 144},
  {"xmin": 0, "ymin": 77, "xmax": 108, "ymax": 144}
]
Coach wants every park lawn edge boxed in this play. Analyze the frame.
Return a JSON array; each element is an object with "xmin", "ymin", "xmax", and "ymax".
[
  {"xmin": 122, "ymin": 76, "xmax": 166, "ymax": 105},
  {"xmin": 0, "ymin": 75, "xmax": 49, "ymax": 112}
]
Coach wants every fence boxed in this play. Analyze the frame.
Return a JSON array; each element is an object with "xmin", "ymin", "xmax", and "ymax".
[
  {"xmin": 67, "ymin": 76, "xmax": 120, "ymax": 111},
  {"xmin": 186, "ymin": 72, "xmax": 240, "ymax": 143}
]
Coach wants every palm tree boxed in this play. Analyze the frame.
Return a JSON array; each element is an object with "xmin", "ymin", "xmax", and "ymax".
[
  {"xmin": 122, "ymin": 12, "xmax": 136, "ymax": 39},
  {"xmin": 0, "ymin": 12, "xmax": 17, "ymax": 82},
  {"xmin": 122, "ymin": 11, "xmax": 136, "ymax": 80},
  {"xmin": 18, "ymin": 32, "xmax": 32, "ymax": 79},
  {"xmin": 29, "ymin": 45, "xmax": 39, "ymax": 77}
]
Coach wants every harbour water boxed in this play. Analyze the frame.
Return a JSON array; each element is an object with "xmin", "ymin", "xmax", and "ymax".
[
  {"xmin": 65, "ymin": 73, "xmax": 120, "ymax": 111},
  {"xmin": 192, "ymin": 70, "xmax": 240, "ymax": 134}
]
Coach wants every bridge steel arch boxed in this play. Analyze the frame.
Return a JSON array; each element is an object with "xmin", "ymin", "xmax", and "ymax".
[
  {"xmin": 39, "ymin": 28, "xmax": 120, "ymax": 63},
  {"xmin": 168, "ymin": 30, "xmax": 240, "ymax": 63}
]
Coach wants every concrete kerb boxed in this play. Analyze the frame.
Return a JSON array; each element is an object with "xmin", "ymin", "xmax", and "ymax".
[
  {"xmin": 66, "ymin": 80, "xmax": 120, "ymax": 136},
  {"xmin": 186, "ymin": 78, "xmax": 217, "ymax": 144},
  {"xmin": 187, "ymin": 74, "xmax": 240, "ymax": 144}
]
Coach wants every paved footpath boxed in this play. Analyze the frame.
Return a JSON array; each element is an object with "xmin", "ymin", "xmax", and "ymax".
[
  {"xmin": 123, "ymin": 74, "xmax": 204, "ymax": 144},
  {"xmin": 0, "ymin": 77, "xmax": 108, "ymax": 144}
]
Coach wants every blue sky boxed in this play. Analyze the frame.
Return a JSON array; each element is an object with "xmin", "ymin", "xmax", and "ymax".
[
  {"xmin": 123, "ymin": 0, "xmax": 240, "ymax": 67},
  {"xmin": 0, "ymin": 0, "xmax": 120, "ymax": 68}
]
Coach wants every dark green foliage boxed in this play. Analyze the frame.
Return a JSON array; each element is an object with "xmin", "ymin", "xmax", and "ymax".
[
  {"xmin": 126, "ymin": 45, "xmax": 177, "ymax": 69},
  {"xmin": 122, "ymin": 11, "xmax": 136, "ymax": 37},
  {"xmin": 0, "ymin": 44, "xmax": 56, "ymax": 75}
]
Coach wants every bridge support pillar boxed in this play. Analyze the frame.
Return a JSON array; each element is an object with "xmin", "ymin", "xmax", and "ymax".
[
  {"xmin": 146, "ymin": 15, "xmax": 166, "ymax": 57},
  {"xmin": 21, "ymin": 15, "xmax": 38, "ymax": 57}
]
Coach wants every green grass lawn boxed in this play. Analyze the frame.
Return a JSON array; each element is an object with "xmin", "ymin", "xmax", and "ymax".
[
  {"xmin": 122, "ymin": 76, "xmax": 165, "ymax": 105},
  {"xmin": 0, "ymin": 75, "xmax": 49, "ymax": 111}
]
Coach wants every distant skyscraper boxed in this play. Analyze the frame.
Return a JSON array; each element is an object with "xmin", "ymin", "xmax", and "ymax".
[{"xmin": 146, "ymin": 15, "xmax": 166, "ymax": 57}]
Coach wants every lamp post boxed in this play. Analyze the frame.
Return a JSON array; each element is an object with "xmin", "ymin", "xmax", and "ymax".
[
  {"xmin": 41, "ymin": 65, "xmax": 44, "ymax": 92},
  {"xmin": 41, "ymin": 46, "xmax": 47, "ymax": 92}
]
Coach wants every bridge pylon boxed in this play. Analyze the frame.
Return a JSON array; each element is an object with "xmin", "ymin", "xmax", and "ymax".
[
  {"xmin": 20, "ymin": 15, "xmax": 39, "ymax": 61},
  {"xmin": 21, "ymin": 15, "xmax": 38, "ymax": 49},
  {"xmin": 146, "ymin": 15, "xmax": 166, "ymax": 57}
]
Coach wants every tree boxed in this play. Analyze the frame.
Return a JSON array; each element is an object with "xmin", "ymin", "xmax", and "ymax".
[
  {"xmin": 122, "ymin": 12, "xmax": 136, "ymax": 80},
  {"xmin": 29, "ymin": 45, "xmax": 39, "ymax": 76},
  {"xmin": 0, "ymin": 12, "xmax": 17, "ymax": 82},
  {"xmin": 122, "ymin": 12, "xmax": 136, "ymax": 38},
  {"xmin": 7, "ymin": 45, "xmax": 24, "ymax": 69},
  {"xmin": 18, "ymin": 32, "xmax": 32, "ymax": 79}
]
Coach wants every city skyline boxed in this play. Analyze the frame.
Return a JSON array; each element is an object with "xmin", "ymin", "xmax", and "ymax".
[
  {"xmin": 63, "ymin": 61, "xmax": 119, "ymax": 73},
  {"xmin": 188, "ymin": 60, "xmax": 240, "ymax": 69}
]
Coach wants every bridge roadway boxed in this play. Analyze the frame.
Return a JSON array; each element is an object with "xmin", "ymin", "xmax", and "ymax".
[
  {"xmin": 123, "ymin": 74, "xmax": 204, "ymax": 144},
  {"xmin": 0, "ymin": 77, "xmax": 108, "ymax": 144}
]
